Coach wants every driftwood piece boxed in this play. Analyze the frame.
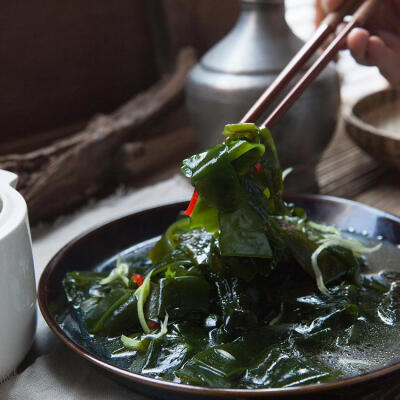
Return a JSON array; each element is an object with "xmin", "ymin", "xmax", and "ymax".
[
  {"xmin": 116, "ymin": 104, "xmax": 197, "ymax": 183},
  {"xmin": 0, "ymin": 47, "xmax": 197, "ymax": 224},
  {"xmin": 1, "ymin": 1, "xmax": 238, "ymax": 154}
]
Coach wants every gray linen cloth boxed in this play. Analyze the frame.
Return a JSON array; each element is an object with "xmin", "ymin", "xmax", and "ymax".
[{"xmin": 0, "ymin": 175, "xmax": 192, "ymax": 399}]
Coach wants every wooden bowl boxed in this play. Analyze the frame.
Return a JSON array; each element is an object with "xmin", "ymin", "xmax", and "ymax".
[
  {"xmin": 345, "ymin": 89, "xmax": 400, "ymax": 170},
  {"xmin": 38, "ymin": 197, "xmax": 400, "ymax": 400}
]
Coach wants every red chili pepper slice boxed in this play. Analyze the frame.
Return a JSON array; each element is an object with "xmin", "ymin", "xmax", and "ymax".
[
  {"xmin": 148, "ymin": 321, "xmax": 159, "ymax": 330},
  {"xmin": 133, "ymin": 274, "xmax": 144, "ymax": 287},
  {"xmin": 255, "ymin": 162, "xmax": 263, "ymax": 173},
  {"xmin": 184, "ymin": 189, "xmax": 199, "ymax": 216}
]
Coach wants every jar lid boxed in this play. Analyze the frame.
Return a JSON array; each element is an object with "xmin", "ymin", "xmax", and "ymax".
[{"xmin": 201, "ymin": 0, "xmax": 301, "ymax": 73}]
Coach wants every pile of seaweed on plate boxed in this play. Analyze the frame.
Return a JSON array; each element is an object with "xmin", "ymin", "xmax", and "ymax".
[{"xmin": 63, "ymin": 124, "xmax": 400, "ymax": 389}]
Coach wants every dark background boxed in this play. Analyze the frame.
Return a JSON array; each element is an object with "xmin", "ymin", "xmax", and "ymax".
[{"xmin": 0, "ymin": 0, "xmax": 239, "ymax": 155}]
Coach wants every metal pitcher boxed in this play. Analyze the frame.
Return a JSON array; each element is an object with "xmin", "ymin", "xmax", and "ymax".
[{"xmin": 186, "ymin": 0, "xmax": 340, "ymax": 193}]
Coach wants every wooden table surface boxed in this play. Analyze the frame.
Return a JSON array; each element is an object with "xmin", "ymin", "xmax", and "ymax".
[
  {"xmin": 314, "ymin": 52, "xmax": 399, "ymax": 217},
  {"xmin": 317, "ymin": 119, "xmax": 400, "ymax": 217},
  {"xmin": 285, "ymin": 0, "xmax": 399, "ymax": 217}
]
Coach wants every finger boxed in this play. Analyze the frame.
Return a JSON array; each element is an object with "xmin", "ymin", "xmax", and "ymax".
[
  {"xmin": 377, "ymin": 30, "xmax": 400, "ymax": 53},
  {"xmin": 321, "ymin": 0, "xmax": 344, "ymax": 13},
  {"xmin": 367, "ymin": 35, "xmax": 400, "ymax": 87},
  {"xmin": 347, "ymin": 28, "xmax": 371, "ymax": 65}
]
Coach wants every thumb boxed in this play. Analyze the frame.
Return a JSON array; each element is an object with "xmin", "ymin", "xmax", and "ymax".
[{"xmin": 367, "ymin": 35, "xmax": 400, "ymax": 87}]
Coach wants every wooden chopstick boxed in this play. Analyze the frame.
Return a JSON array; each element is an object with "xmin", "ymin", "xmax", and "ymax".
[
  {"xmin": 240, "ymin": 0, "xmax": 360, "ymax": 124},
  {"xmin": 261, "ymin": 0, "xmax": 380, "ymax": 129}
]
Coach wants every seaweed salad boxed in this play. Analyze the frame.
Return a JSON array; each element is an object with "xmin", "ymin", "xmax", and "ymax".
[{"xmin": 62, "ymin": 124, "xmax": 400, "ymax": 389}]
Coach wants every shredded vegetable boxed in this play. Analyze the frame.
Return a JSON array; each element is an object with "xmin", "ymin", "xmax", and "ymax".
[
  {"xmin": 311, "ymin": 232, "xmax": 382, "ymax": 295},
  {"xmin": 135, "ymin": 270, "xmax": 153, "ymax": 333},
  {"xmin": 100, "ymin": 256, "xmax": 129, "ymax": 287}
]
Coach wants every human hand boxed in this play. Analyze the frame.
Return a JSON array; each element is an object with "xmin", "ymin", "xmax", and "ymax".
[{"xmin": 321, "ymin": 0, "xmax": 400, "ymax": 87}]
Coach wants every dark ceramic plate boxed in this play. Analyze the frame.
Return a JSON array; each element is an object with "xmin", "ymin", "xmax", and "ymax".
[{"xmin": 38, "ymin": 195, "xmax": 400, "ymax": 400}]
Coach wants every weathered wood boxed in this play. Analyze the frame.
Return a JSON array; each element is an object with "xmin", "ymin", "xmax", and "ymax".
[
  {"xmin": 117, "ymin": 127, "xmax": 197, "ymax": 183},
  {"xmin": 0, "ymin": 48, "xmax": 197, "ymax": 223},
  {"xmin": 116, "ymin": 102, "xmax": 198, "ymax": 183},
  {"xmin": 0, "ymin": 1, "xmax": 239, "ymax": 155}
]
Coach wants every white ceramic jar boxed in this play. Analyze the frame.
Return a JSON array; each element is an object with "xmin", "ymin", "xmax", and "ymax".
[{"xmin": 0, "ymin": 170, "xmax": 36, "ymax": 380}]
